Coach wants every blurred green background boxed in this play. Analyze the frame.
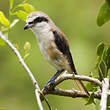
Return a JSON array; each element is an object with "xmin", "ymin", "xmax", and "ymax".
[{"xmin": 0, "ymin": 0, "xmax": 110, "ymax": 110}]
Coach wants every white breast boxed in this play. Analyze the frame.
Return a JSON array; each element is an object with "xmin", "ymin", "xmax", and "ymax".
[
  {"xmin": 31, "ymin": 22, "xmax": 54, "ymax": 61},
  {"xmin": 37, "ymin": 32, "xmax": 54, "ymax": 61}
]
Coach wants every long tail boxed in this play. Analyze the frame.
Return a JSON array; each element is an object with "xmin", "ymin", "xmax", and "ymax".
[
  {"xmin": 71, "ymin": 65, "xmax": 90, "ymax": 96},
  {"xmin": 72, "ymin": 68, "xmax": 90, "ymax": 96},
  {"xmin": 67, "ymin": 50, "xmax": 90, "ymax": 96},
  {"xmin": 74, "ymin": 79, "xmax": 90, "ymax": 96},
  {"xmin": 69, "ymin": 59, "xmax": 90, "ymax": 96}
]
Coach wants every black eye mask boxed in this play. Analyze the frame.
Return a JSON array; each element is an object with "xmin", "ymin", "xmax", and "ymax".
[
  {"xmin": 28, "ymin": 17, "xmax": 48, "ymax": 25},
  {"xmin": 34, "ymin": 17, "xmax": 48, "ymax": 23}
]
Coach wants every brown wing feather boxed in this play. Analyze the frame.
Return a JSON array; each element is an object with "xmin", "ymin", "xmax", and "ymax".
[{"xmin": 52, "ymin": 30, "xmax": 77, "ymax": 74}]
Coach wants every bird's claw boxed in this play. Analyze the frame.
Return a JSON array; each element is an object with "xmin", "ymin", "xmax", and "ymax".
[{"xmin": 44, "ymin": 81, "xmax": 55, "ymax": 92}]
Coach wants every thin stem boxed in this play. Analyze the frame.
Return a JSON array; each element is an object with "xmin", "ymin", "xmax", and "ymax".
[
  {"xmin": 35, "ymin": 89, "xmax": 44, "ymax": 110},
  {"xmin": 41, "ymin": 88, "xmax": 101, "ymax": 101},
  {"xmin": 55, "ymin": 73, "xmax": 102, "ymax": 88}
]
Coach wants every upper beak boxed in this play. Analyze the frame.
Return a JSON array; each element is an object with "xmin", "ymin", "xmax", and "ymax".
[{"xmin": 24, "ymin": 24, "xmax": 30, "ymax": 30}]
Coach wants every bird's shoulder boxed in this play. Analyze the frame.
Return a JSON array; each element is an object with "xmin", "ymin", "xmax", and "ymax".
[{"xmin": 51, "ymin": 27, "xmax": 69, "ymax": 55}]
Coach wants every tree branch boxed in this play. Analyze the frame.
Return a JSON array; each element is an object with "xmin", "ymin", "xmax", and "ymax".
[
  {"xmin": 41, "ymin": 88, "xmax": 101, "ymax": 100},
  {"xmin": 40, "ymin": 72, "xmax": 102, "ymax": 101},
  {"xmin": 55, "ymin": 72, "xmax": 102, "ymax": 88},
  {"xmin": 0, "ymin": 31, "xmax": 44, "ymax": 110},
  {"xmin": 100, "ymin": 78, "xmax": 109, "ymax": 110}
]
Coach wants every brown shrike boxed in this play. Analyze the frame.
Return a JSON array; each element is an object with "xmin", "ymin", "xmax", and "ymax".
[{"xmin": 24, "ymin": 11, "xmax": 89, "ymax": 96}]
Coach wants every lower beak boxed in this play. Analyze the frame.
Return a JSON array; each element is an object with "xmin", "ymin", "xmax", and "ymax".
[{"xmin": 24, "ymin": 24, "xmax": 29, "ymax": 30}]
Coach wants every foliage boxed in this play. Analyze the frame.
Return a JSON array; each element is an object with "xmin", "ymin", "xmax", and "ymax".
[
  {"xmin": 97, "ymin": 0, "xmax": 110, "ymax": 26},
  {"xmin": 86, "ymin": 92, "xmax": 95, "ymax": 105},
  {"xmin": 0, "ymin": 0, "xmax": 35, "ymax": 58},
  {"xmin": 15, "ymin": 10, "xmax": 28, "ymax": 21},
  {"xmin": 86, "ymin": 42, "xmax": 110, "ymax": 105},
  {"xmin": 0, "ymin": 0, "xmax": 35, "ymax": 46},
  {"xmin": 96, "ymin": 43, "xmax": 110, "ymax": 78},
  {"xmin": 0, "ymin": 11, "xmax": 10, "ymax": 26}
]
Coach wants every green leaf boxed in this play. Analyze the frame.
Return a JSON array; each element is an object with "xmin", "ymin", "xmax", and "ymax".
[
  {"xmin": 95, "ymin": 56, "xmax": 101, "ymax": 69},
  {"xmin": 0, "ymin": 38, "xmax": 5, "ymax": 46},
  {"xmin": 96, "ymin": 43, "xmax": 110, "ymax": 78},
  {"xmin": 15, "ymin": 10, "xmax": 28, "ymax": 21},
  {"xmin": 0, "ymin": 11, "xmax": 10, "ymax": 26},
  {"xmin": 10, "ymin": 0, "xmax": 14, "ymax": 9},
  {"xmin": 97, "ymin": 2, "xmax": 110, "ymax": 26},
  {"xmin": 106, "ymin": 0, "xmax": 110, "ymax": 6},
  {"xmin": 103, "ymin": 48, "xmax": 108, "ymax": 63},
  {"xmin": 99, "ymin": 61, "xmax": 107, "ymax": 77},
  {"xmin": 86, "ymin": 92, "xmax": 95, "ymax": 105},
  {"xmin": 103, "ymin": 46, "xmax": 110, "ymax": 70},
  {"xmin": 106, "ymin": 46, "xmax": 110, "ymax": 69},
  {"xmin": 96, "ymin": 42, "xmax": 104, "ymax": 56},
  {"xmin": 1, "ymin": 19, "xmax": 19, "ymax": 32},
  {"xmin": 17, "ymin": 3, "xmax": 35, "ymax": 13},
  {"xmin": 86, "ymin": 82, "xmax": 98, "ymax": 91}
]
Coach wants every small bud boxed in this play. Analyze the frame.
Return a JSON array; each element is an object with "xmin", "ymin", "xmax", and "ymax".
[{"xmin": 24, "ymin": 42, "xmax": 31, "ymax": 51}]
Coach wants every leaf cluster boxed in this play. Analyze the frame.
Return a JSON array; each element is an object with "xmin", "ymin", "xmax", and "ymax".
[
  {"xmin": 0, "ymin": 0, "xmax": 35, "ymax": 46},
  {"xmin": 85, "ymin": 42, "xmax": 110, "ymax": 105},
  {"xmin": 96, "ymin": 43, "xmax": 110, "ymax": 79}
]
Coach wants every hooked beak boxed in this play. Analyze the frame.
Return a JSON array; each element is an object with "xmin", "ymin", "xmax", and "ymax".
[
  {"xmin": 24, "ymin": 23, "xmax": 34, "ymax": 30},
  {"xmin": 24, "ymin": 24, "xmax": 29, "ymax": 30}
]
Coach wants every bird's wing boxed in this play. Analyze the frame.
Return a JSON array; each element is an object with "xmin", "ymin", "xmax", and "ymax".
[{"xmin": 52, "ymin": 30, "xmax": 77, "ymax": 74}]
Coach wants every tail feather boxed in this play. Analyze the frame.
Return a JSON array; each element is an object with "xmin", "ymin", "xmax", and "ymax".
[
  {"xmin": 74, "ymin": 79, "xmax": 90, "ymax": 96},
  {"xmin": 66, "ymin": 49, "xmax": 89, "ymax": 96}
]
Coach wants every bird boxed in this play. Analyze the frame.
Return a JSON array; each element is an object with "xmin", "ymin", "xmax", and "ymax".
[{"xmin": 24, "ymin": 11, "xmax": 89, "ymax": 96}]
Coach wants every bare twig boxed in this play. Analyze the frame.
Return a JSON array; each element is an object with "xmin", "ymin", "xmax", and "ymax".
[
  {"xmin": 41, "ymin": 88, "xmax": 101, "ymax": 101},
  {"xmin": 100, "ymin": 78, "xmax": 109, "ymax": 110},
  {"xmin": 35, "ymin": 89, "xmax": 44, "ymax": 110},
  {"xmin": 0, "ymin": 31, "xmax": 43, "ymax": 110},
  {"xmin": 55, "ymin": 73, "xmax": 102, "ymax": 88}
]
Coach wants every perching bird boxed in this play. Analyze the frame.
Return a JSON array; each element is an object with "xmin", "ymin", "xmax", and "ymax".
[{"xmin": 24, "ymin": 11, "xmax": 89, "ymax": 96}]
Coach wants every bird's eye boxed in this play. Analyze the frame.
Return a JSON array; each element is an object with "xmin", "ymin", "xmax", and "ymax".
[
  {"xmin": 34, "ymin": 17, "xmax": 42, "ymax": 23},
  {"xmin": 28, "ymin": 21, "xmax": 33, "ymax": 24}
]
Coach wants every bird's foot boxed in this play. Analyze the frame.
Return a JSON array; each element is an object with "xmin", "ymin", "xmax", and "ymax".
[{"xmin": 43, "ymin": 80, "xmax": 55, "ymax": 92}]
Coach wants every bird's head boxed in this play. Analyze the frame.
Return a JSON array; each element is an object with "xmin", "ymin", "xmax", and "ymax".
[{"xmin": 24, "ymin": 11, "xmax": 52, "ymax": 31}]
